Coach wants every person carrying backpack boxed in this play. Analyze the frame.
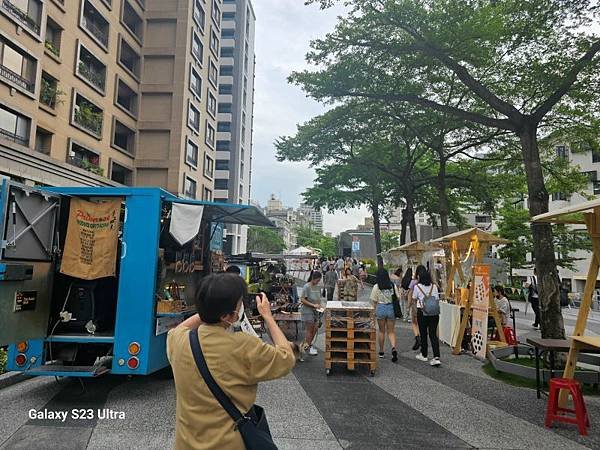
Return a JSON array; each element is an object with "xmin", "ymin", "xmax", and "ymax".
[{"xmin": 412, "ymin": 266, "xmax": 441, "ymax": 367}]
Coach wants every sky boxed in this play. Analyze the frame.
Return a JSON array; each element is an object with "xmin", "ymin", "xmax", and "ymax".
[{"xmin": 250, "ymin": 0, "xmax": 369, "ymax": 235}]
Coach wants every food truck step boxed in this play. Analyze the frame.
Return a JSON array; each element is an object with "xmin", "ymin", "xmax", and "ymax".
[{"xmin": 25, "ymin": 364, "xmax": 110, "ymax": 377}]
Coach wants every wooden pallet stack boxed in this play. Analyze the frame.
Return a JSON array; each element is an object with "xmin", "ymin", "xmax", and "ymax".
[{"xmin": 325, "ymin": 301, "xmax": 377, "ymax": 376}]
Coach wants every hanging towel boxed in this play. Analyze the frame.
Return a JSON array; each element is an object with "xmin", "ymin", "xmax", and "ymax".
[{"xmin": 169, "ymin": 203, "xmax": 204, "ymax": 246}]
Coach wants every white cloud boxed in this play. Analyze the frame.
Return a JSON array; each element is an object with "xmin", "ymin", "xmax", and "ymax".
[{"xmin": 250, "ymin": 0, "xmax": 351, "ymax": 234}]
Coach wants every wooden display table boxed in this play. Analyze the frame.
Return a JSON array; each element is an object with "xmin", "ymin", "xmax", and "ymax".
[{"xmin": 324, "ymin": 301, "xmax": 377, "ymax": 376}]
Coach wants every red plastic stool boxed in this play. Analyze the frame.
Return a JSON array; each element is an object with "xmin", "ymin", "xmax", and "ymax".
[{"xmin": 545, "ymin": 378, "xmax": 590, "ymax": 435}]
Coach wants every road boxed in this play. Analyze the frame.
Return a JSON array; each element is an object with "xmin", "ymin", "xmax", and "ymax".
[{"xmin": 1, "ymin": 287, "xmax": 599, "ymax": 449}]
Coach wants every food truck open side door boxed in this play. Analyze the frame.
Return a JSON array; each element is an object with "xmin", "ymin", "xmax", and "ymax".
[{"xmin": 0, "ymin": 180, "xmax": 59, "ymax": 346}]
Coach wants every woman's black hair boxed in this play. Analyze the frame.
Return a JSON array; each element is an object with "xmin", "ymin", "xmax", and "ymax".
[
  {"xmin": 394, "ymin": 267, "xmax": 403, "ymax": 277},
  {"xmin": 195, "ymin": 273, "xmax": 247, "ymax": 324},
  {"xmin": 401, "ymin": 268, "xmax": 413, "ymax": 290},
  {"xmin": 494, "ymin": 285, "xmax": 505, "ymax": 296},
  {"xmin": 415, "ymin": 265, "xmax": 432, "ymax": 286},
  {"xmin": 376, "ymin": 268, "xmax": 393, "ymax": 290}
]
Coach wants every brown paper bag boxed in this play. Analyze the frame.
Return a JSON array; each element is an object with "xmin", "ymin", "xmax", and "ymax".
[{"xmin": 60, "ymin": 197, "xmax": 122, "ymax": 280}]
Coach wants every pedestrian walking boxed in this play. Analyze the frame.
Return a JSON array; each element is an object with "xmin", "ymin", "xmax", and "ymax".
[
  {"xmin": 525, "ymin": 269, "xmax": 541, "ymax": 329},
  {"xmin": 323, "ymin": 264, "xmax": 338, "ymax": 302},
  {"xmin": 341, "ymin": 267, "xmax": 361, "ymax": 301},
  {"xmin": 405, "ymin": 267, "xmax": 421, "ymax": 350},
  {"xmin": 167, "ymin": 273, "xmax": 295, "ymax": 450},
  {"xmin": 412, "ymin": 266, "xmax": 441, "ymax": 366},
  {"xmin": 335, "ymin": 256, "xmax": 344, "ymax": 278},
  {"xmin": 300, "ymin": 271, "xmax": 324, "ymax": 360},
  {"xmin": 370, "ymin": 268, "xmax": 399, "ymax": 362}
]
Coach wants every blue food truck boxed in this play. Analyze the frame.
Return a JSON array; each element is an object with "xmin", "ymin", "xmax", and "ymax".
[{"xmin": 0, "ymin": 180, "xmax": 272, "ymax": 378}]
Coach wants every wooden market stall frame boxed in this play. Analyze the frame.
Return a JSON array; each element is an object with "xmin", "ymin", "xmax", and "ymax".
[
  {"xmin": 532, "ymin": 199, "xmax": 600, "ymax": 406},
  {"xmin": 431, "ymin": 228, "xmax": 509, "ymax": 355}
]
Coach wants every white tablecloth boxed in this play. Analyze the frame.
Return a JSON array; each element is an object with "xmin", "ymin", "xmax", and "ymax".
[{"xmin": 439, "ymin": 302, "xmax": 461, "ymax": 347}]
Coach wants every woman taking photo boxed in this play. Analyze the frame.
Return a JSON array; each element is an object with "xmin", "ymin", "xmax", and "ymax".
[
  {"xmin": 370, "ymin": 268, "xmax": 399, "ymax": 362},
  {"xmin": 411, "ymin": 265, "xmax": 441, "ymax": 366},
  {"xmin": 167, "ymin": 273, "xmax": 295, "ymax": 449}
]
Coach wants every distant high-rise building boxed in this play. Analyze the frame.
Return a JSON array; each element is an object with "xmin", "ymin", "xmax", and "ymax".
[
  {"xmin": 214, "ymin": 0, "xmax": 256, "ymax": 255},
  {"xmin": 298, "ymin": 203, "xmax": 323, "ymax": 233},
  {"xmin": 0, "ymin": 0, "xmax": 220, "ymax": 198}
]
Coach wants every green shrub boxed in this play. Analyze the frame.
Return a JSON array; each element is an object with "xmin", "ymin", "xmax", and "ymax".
[{"xmin": 0, "ymin": 347, "xmax": 7, "ymax": 375}]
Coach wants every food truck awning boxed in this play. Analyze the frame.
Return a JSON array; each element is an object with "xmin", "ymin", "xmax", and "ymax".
[{"xmin": 172, "ymin": 200, "xmax": 274, "ymax": 227}]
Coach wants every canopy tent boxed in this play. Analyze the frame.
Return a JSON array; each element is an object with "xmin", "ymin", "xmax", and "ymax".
[
  {"xmin": 432, "ymin": 227, "xmax": 509, "ymax": 250},
  {"xmin": 171, "ymin": 199, "xmax": 274, "ymax": 227},
  {"xmin": 382, "ymin": 241, "xmax": 443, "ymax": 268},
  {"xmin": 287, "ymin": 246, "xmax": 317, "ymax": 256},
  {"xmin": 532, "ymin": 200, "xmax": 600, "ymax": 406}
]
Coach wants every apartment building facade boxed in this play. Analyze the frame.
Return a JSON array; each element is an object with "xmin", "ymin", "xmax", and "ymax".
[
  {"xmin": 0, "ymin": 0, "xmax": 221, "ymax": 200},
  {"xmin": 214, "ymin": 0, "xmax": 255, "ymax": 255}
]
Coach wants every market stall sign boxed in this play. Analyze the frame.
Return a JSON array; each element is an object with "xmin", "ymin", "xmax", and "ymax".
[{"xmin": 14, "ymin": 290, "xmax": 37, "ymax": 312}]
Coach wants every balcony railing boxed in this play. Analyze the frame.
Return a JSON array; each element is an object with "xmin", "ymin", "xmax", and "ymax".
[
  {"xmin": 81, "ymin": 16, "xmax": 108, "ymax": 47},
  {"xmin": 74, "ymin": 104, "xmax": 103, "ymax": 136},
  {"xmin": 78, "ymin": 62, "xmax": 106, "ymax": 91},
  {"xmin": 0, "ymin": 63, "xmax": 34, "ymax": 92},
  {"xmin": 68, "ymin": 156, "xmax": 103, "ymax": 176},
  {"xmin": 0, "ymin": 127, "xmax": 28, "ymax": 146},
  {"xmin": 2, "ymin": 0, "xmax": 40, "ymax": 34}
]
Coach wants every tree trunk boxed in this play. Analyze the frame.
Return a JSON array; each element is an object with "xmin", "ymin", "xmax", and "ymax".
[
  {"xmin": 405, "ymin": 197, "xmax": 417, "ymax": 242},
  {"xmin": 372, "ymin": 201, "xmax": 384, "ymax": 270},
  {"xmin": 400, "ymin": 208, "xmax": 408, "ymax": 245},
  {"xmin": 519, "ymin": 124, "xmax": 565, "ymax": 339},
  {"xmin": 437, "ymin": 157, "xmax": 451, "ymax": 236}
]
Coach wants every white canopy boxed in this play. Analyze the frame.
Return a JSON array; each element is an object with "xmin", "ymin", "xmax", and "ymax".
[{"xmin": 287, "ymin": 246, "xmax": 315, "ymax": 255}]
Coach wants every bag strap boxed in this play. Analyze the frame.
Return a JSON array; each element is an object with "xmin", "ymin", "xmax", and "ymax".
[{"xmin": 188, "ymin": 328, "xmax": 246, "ymax": 425}]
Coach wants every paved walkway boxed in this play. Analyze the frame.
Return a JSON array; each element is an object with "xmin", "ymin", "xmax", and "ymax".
[{"xmin": 2, "ymin": 288, "xmax": 600, "ymax": 449}]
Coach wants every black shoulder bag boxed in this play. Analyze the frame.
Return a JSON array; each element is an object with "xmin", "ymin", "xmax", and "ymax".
[
  {"xmin": 391, "ymin": 289, "xmax": 403, "ymax": 319},
  {"xmin": 188, "ymin": 328, "xmax": 278, "ymax": 450}
]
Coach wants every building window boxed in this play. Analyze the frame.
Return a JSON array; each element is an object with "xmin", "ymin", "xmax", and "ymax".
[
  {"xmin": 112, "ymin": 119, "xmax": 136, "ymax": 155},
  {"xmin": 45, "ymin": 16, "xmax": 62, "ymax": 57},
  {"xmin": 204, "ymin": 154, "xmax": 214, "ymax": 178},
  {"xmin": 217, "ymin": 121, "xmax": 231, "ymax": 132},
  {"xmin": 221, "ymin": 28, "xmax": 234, "ymax": 39},
  {"xmin": 186, "ymin": 139, "xmax": 198, "ymax": 167},
  {"xmin": 239, "ymin": 184, "xmax": 243, "ymax": 197},
  {"xmin": 556, "ymin": 145, "xmax": 568, "ymax": 160},
  {"xmin": 203, "ymin": 187, "xmax": 212, "ymax": 201},
  {"xmin": 72, "ymin": 92, "xmax": 104, "ymax": 138},
  {"xmin": 218, "ymin": 103, "xmax": 232, "ymax": 113},
  {"xmin": 68, "ymin": 140, "xmax": 102, "ymax": 175},
  {"xmin": 205, "ymin": 122, "xmax": 216, "ymax": 148},
  {"xmin": 193, "ymin": 0, "xmax": 205, "ymax": 32},
  {"xmin": 121, "ymin": 0, "xmax": 143, "ymax": 43},
  {"xmin": 240, "ymin": 161, "xmax": 244, "ymax": 180},
  {"xmin": 209, "ymin": 60, "xmax": 218, "ymax": 87},
  {"xmin": 210, "ymin": 29, "xmax": 220, "ymax": 57},
  {"xmin": 188, "ymin": 102, "xmax": 200, "ymax": 133},
  {"xmin": 215, "ymin": 159, "xmax": 229, "ymax": 171},
  {"xmin": 192, "ymin": 30, "xmax": 203, "ymax": 64},
  {"xmin": 184, "ymin": 176, "xmax": 197, "ymax": 199},
  {"xmin": 118, "ymin": 36, "xmax": 141, "ymax": 78},
  {"xmin": 594, "ymin": 181, "xmax": 600, "ymax": 195},
  {"xmin": 34, "ymin": 126, "xmax": 52, "ymax": 154},
  {"xmin": 552, "ymin": 192, "xmax": 568, "ymax": 201},
  {"xmin": 190, "ymin": 65, "xmax": 202, "ymax": 98},
  {"xmin": 0, "ymin": 104, "xmax": 30, "ymax": 146},
  {"xmin": 115, "ymin": 78, "xmax": 138, "ymax": 117},
  {"xmin": 475, "ymin": 215, "xmax": 491, "ymax": 224},
  {"xmin": 216, "ymin": 140, "xmax": 230, "ymax": 151},
  {"xmin": 211, "ymin": 0, "xmax": 221, "ymax": 28},
  {"xmin": 241, "ymin": 124, "xmax": 246, "ymax": 144},
  {"xmin": 1, "ymin": 0, "xmax": 42, "ymax": 35},
  {"xmin": 0, "ymin": 36, "xmax": 36, "ymax": 93},
  {"xmin": 219, "ymin": 84, "xmax": 232, "ymax": 95},
  {"xmin": 207, "ymin": 91, "xmax": 217, "ymax": 117},
  {"xmin": 110, "ymin": 161, "xmax": 133, "ymax": 185},
  {"xmin": 220, "ymin": 65, "xmax": 233, "ymax": 76},
  {"xmin": 582, "ymin": 171, "xmax": 597, "ymax": 182},
  {"xmin": 215, "ymin": 179, "xmax": 228, "ymax": 190},
  {"xmin": 222, "ymin": 11, "xmax": 235, "ymax": 20},
  {"xmin": 220, "ymin": 47, "xmax": 234, "ymax": 58},
  {"xmin": 40, "ymin": 72, "xmax": 62, "ymax": 109},
  {"xmin": 80, "ymin": 0, "xmax": 110, "ymax": 50},
  {"xmin": 76, "ymin": 43, "xmax": 107, "ymax": 92},
  {"xmin": 593, "ymin": 148, "xmax": 600, "ymax": 164}
]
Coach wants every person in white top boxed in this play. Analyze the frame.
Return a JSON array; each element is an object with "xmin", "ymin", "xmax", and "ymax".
[
  {"xmin": 369, "ymin": 268, "xmax": 399, "ymax": 362},
  {"xmin": 412, "ymin": 265, "xmax": 441, "ymax": 366}
]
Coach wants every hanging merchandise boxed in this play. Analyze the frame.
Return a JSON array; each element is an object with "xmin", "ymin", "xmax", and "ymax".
[{"xmin": 60, "ymin": 197, "xmax": 122, "ymax": 280}]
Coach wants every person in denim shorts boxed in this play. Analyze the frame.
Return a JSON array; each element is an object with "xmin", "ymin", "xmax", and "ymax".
[{"xmin": 370, "ymin": 268, "xmax": 399, "ymax": 362}]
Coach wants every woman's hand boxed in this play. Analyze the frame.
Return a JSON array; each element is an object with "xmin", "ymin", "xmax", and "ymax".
[{"xmin": 256, "ymin": 293, "xmax": 273, "ymax": 321}]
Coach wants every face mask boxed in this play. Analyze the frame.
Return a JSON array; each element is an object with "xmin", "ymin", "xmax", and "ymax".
[{"xmin": 222, "ymin": 304, "xmax": 244, "ymax": 331}]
